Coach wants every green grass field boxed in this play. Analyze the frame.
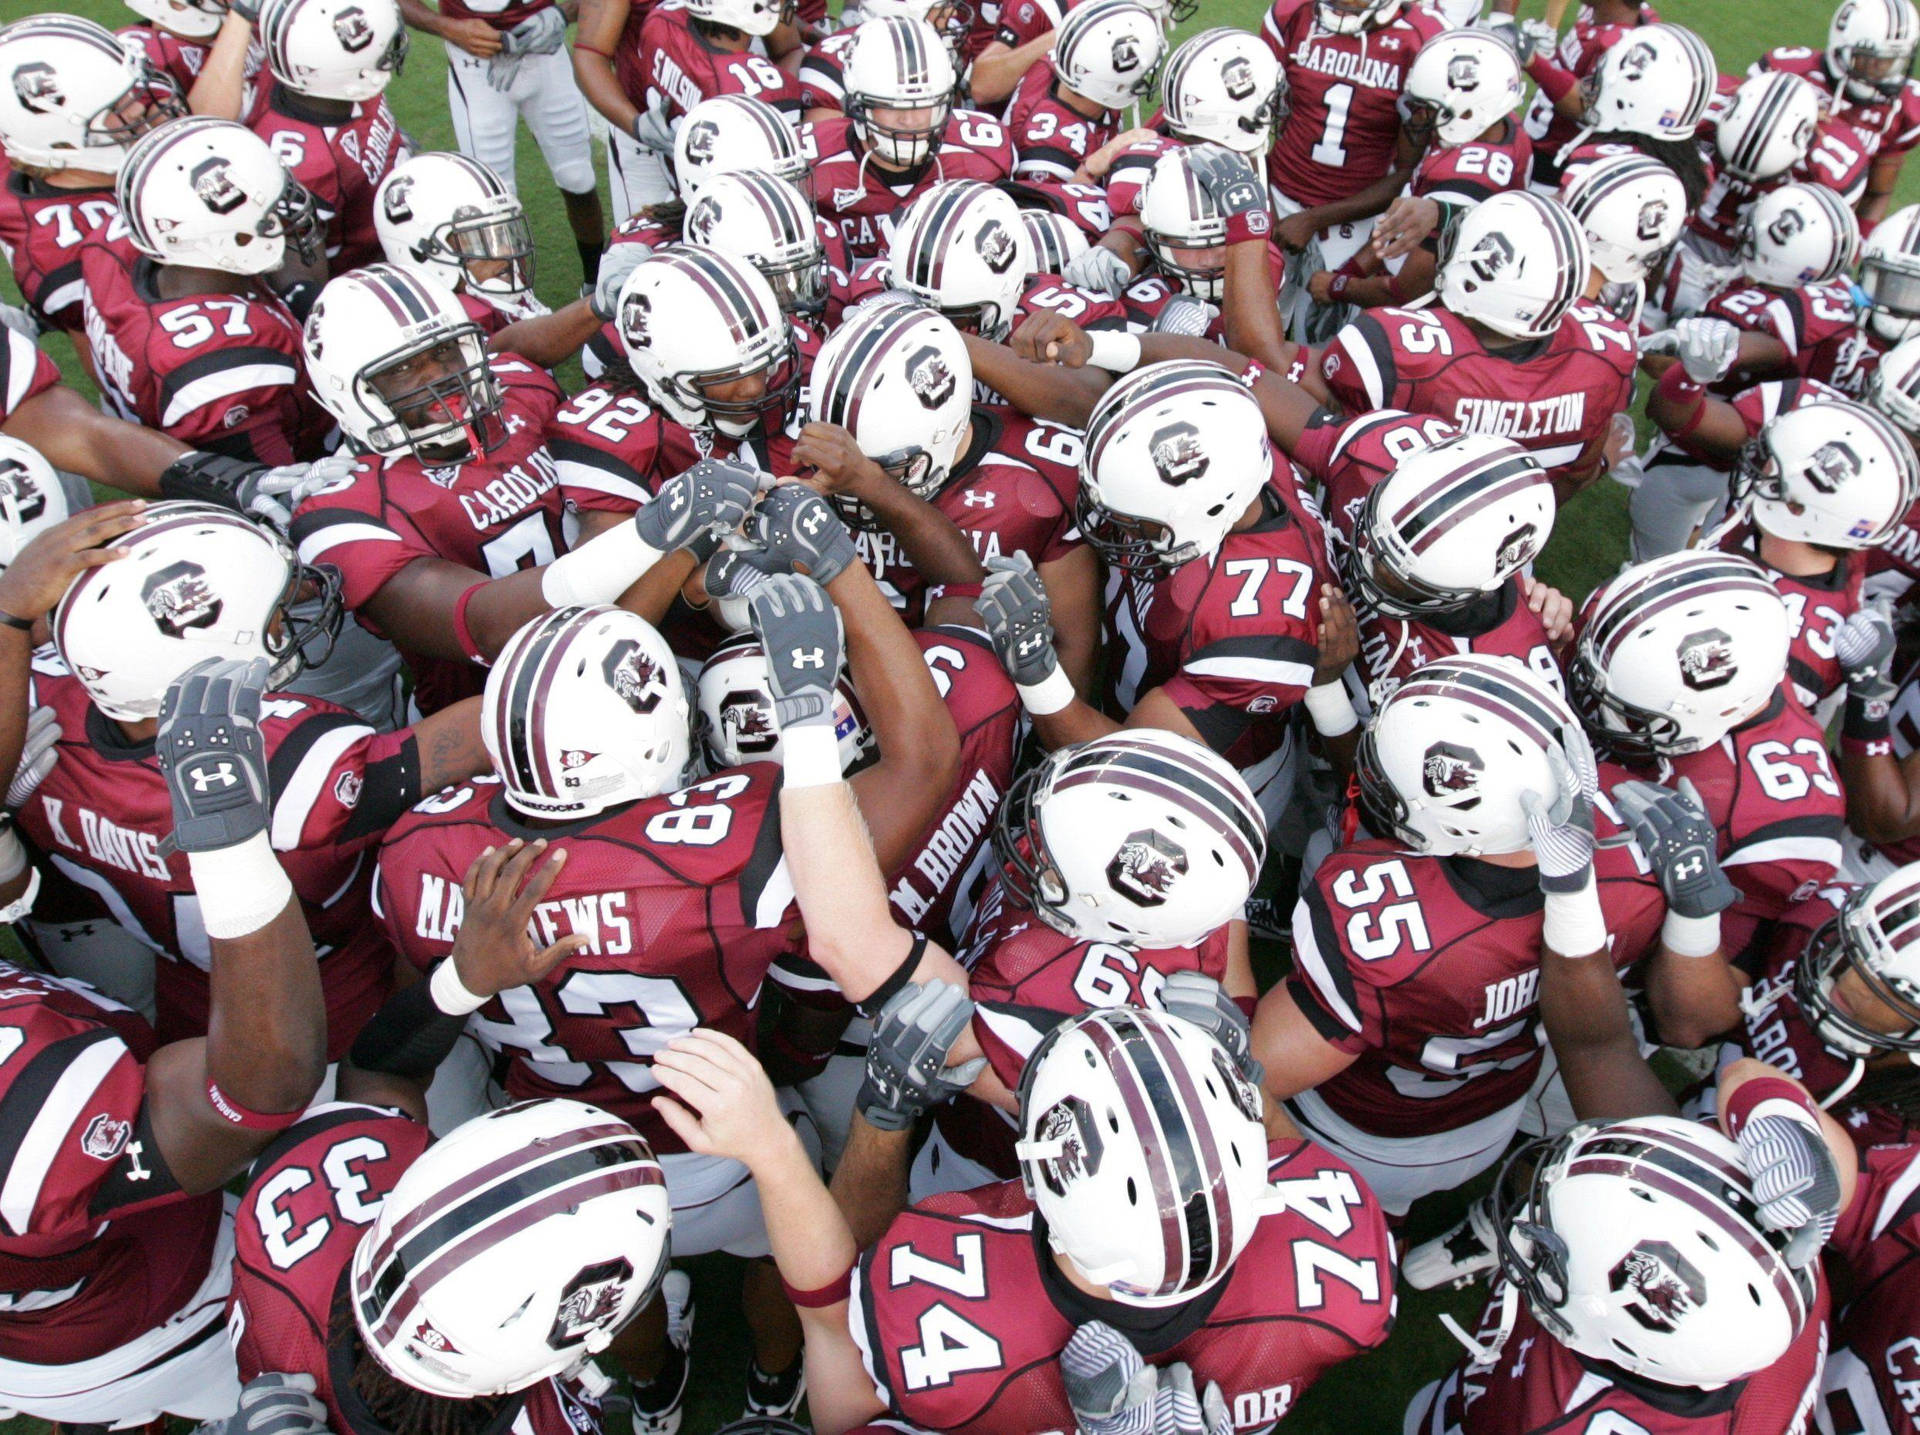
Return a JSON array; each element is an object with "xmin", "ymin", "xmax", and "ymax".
[{"xmin": 5, "ymin": 0, "xmax": 1915, "ymax": 1430}]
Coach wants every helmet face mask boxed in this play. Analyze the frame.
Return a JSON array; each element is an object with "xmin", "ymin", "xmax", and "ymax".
[
  {"xmin": 1314, "ymin": 0, "xmax": 1403, "ymax": 36},
  {"xmin": 436, "ymin": 203, "xmax": 536, "ymax": 300},
  {"xmin": 852, "ymin": 98, "xmax": 952, "ymax": 167},
  {"xmin": 1797, "ymin": 867, "xmax": 1920, "ymax": 1056},
  {"xmin": 1830, "ymin": 0, "xmax": 1920, "ymax": 99},
  {"xmin": 359, "ymin": 329, "xmax": 504, "ymax": 463}
]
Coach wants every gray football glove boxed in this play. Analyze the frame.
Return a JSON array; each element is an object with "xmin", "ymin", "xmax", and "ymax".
[
  {"xmin": 636, "ymin": 457, "xmax": 759, "ymax": 560},
  {"xmin": 590, "ymin": 243, "xmax": 649, "ymax": 322},
  {"xmin": 1150, "ymin": 295, "xmax": 1219, "ymax": 337},
  {"xmin": 752, "ymin": 483, "xmax": 859, "ymax": 586},
  {"xmin": 747, "ymin": 574, "xmax": 844, "ymax": 732},
  {"xmin": 1159, "ymin": 970, "xmax": 1261, "ymax": 1087},
  {"xmin": 1608, "ymin": 778, "xmax": 1739, "ymax": 921},
  {"xmin": 1061, "ymin": 1322, "xmax": 1160, "ymax": 1435},
  {"xmin": 1738, "ymin": 1110, "xmax": 1843, "ymax": 1267},
  {"xmin": 857, "ymin": 980, "xmax": 987, "ymax": 1130},
  {"xmin": 1836, "ymin": 607, "xmax": 1900, "ymax": 713},
  {"xmin": 1065, "ymin": 246, "xmax": 1134, "ymax": 297},
  {"xmin": 1153, "ymin": 1364, "xmax": 1234, "ymax": 1435},
  {"xmin": 501, "ymin": 7, "xmax": 565, "ymax": 53},
  {"xmin": 5, "ymin": 704, "xmax": 59, "ymax": 812},
  {"xmin": 974, "ymin": 552, "xmax": 1060, "ymax": 688},
  {"xmin": 1523, "ymin": 724, "xmax": 1600, "ymax": 894},
  {"xmin": 157, "ymin": 657, "xmax": 273, "ymax": 857},
  {"xmin": 1642, "ymin": 317, "xmax": 1742, "ymax": 385},
  {"xmin": 220, "ymin": 1374, "xmax": 334, "ymax": 1435}
]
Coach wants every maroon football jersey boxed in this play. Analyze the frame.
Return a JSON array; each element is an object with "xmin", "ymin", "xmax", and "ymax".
[
  {"xmin": 373, "ymin": 769, "xmax": 798, "ymax": 1154},
  {"xmin": 1759, "ymin": 47, "xmax": 1920, "ymax": 163},
  {"xmin": 1005, "ymin": 65, "xmax": 1118, "ymax": 182},
  {"xmin": 228, "ymin": 1103, "xmax": 606, "ymax": 1435},
  {"xmin": 1289, "ymin": 806, "xmax": 1663, "ymax": 1140},
  {"xmin": 1411, "ymin": 125, "xmax": 1533, "ymax": 206},
  {"xmin": 1422, "ymin": 1271, "xmax": 1830, "ymax": 1435},
  {"xmin": 635, "ymin": 3, "xmax": 801, "ymax": 126},
  {"xmin": 0, "ymin": 327, "xmax": 58, "ymax": 421},
  {"xmin": 0, "ymin": 159, "xmax": 118, "ymax": 335},
  {"xmin": 1864, "ymin": 656, "xmax": 1920, "ymax": 872},
  {"xmin": 438, "ymin": 0, "xmax": 559, "ymax": 30},
  {"xmin": 887, "ymin": 626, "xmax": 1022, "ymax": 946},
  {"xmin": 0, "ymin": 963, "xmax": 224, "ymax": 1367},
  {"xmin": 932, "ymin": 873, "xmax": 1234, "ymax": 1179},
  {"xmin": 1659, "ymin": 375, "xmax": 1846, "ymax": 473},
  {"xmin": 18, "ymin": 653, "xmax": 401, "ymax": 1058},
  {"xmin": 290, "ymin": 358, "xmax": 572, "ymax": 715},
  {"xmin": 1713, "ymin": 524, "xmax": 1862, "ymax": 711},
  {"xmin": 118, "ymin": 23, "xmax": 214, "ymax": 92},
  {"xmin": 1824, "ymin": 1142, "xmax": 1920, "ymax": 1435},
  {"xmin": 803, "ymin": 113, "xmax": 1016, "ymax": 261},
  {"xmin": 799, "ymin": 27, "xmax": 857, "ymax": 111},
  {"xmin": 1690, "ymin": 120, "xmax": 1875, "ymax": 252},
  {"xmin": 1662, "ymin": 689, "xmax": 1845, "ymax": 959},
  {"xmin": 854, "ymin": 1143, "xmax": 1392, "ymax": 1433},
  {"xmin": 1104, "ymin": 132, "xmax": 1181, "ymax": 217},
  {"xmin": 1703, "ymin": 279, "xmax": 1882, "ymax": 397},
  {"xmin": 992, "ymin": 0, "xmax": 1063, "ymax": 50},
  {"xmin": 79, "ymin": 231, "xmax": 325, "ymax": 466},
  {"xmin": 1732, "ymin": 888, "xmax": 1918, "ymax": 1153},
  {"xmin": 1007, "ymin": 176, "xmax": 1114, "ymax": 237},
  {"xmin": 1520, "ymin": 5, "xmax": 1660, "ymax": 189},
  {"xmin": 1322, "ymin": 302, "xmax": 1637, "ymax": 481},
  {"xmin": 1262, "ymin": 0, "xmax": 1448, "ymax": 208},
  {"xmin": 245, "ymin": 82, "xmax": 408, "ymax": 271}
]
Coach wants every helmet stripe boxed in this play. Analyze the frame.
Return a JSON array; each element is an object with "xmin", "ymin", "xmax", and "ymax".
[
  {"xmin": 1393, "ymin": 453, "xmax": 1547, "ymax": 557},
  {"xmin": 1588, "ymin": 558, "xmax": 1780, "ymax": 668},
  {"xmin": 1080, "ymin": 1014, "xmax": 1195, "ymax": 1296},
  {"xmin": 1132, "ymin": 1009, "xmax": 1236, "ymax": 1292}
]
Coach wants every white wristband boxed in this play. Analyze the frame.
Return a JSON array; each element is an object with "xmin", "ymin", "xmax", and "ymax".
[
  {"xmin": 541, "ymin": 520, "xmax": 666, "ymax": 608},
  {"xmin": 780, "ymin": 722, "xmax": 845, "ymax": 790},
  {"xmin": 1661, "ymin": 910, "xmax": 1723, "ymax": 959},
  {"xmin": 430, "ymin": 956, "xmax": 490, "ymax": 1016},
  {"xmin": 0, "ymin": 825, "xmax": 37, "ymax": 926},
  {"xmin": 1016, "ymin": 666, "xmax": 1076, "ymax": 717},
  {"xmin": 1304, "ymin": 682, "xmax": 1359, "ymax": 737},
  {"xmin": 1084, "ymin": 330, "xmax": 1143, "ymax": 373},
  {"xmin": 1542, "ymin": 876, "xmax": 1608, "ymax": 957},
  {"xmin": 186, "ymin": 832, "xmax": 295, "ymax": 940}
]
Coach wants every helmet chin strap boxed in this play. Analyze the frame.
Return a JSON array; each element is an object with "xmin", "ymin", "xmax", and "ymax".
[
  {"xmin": 1821, "ymin": 1056, "xmax": 1869, "ymax": 1108},
  {"xmin": 1438, "ymin": 1279, "xmax": 1519, "ymax": 1370}
]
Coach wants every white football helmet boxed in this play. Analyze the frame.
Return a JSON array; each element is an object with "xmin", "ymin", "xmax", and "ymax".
[
  {"xmin": 844, "ymin": 16, "xmax": 956, "ymax": 168},
  {"xmin": 853, "ymin": 0, "xmax": 975, "ymax": 66},
  {"xmin": 674, "ymin": 95, "xmax": 808, "ymax": 200},
  {"xmin": 376, "ymin": 152, "xmax": 537, "ymax": 318},
  {"xmin": 1023, "ymin": 208, "xmax": 1089, "ymax": 273},
  {"xmin": 684, "ymin": 169, "xmax": 827, "ymax": 318},
  {"xmin": 1078, "ymin": 359, "xmax": 1272, "ymax": 574},
  {"xmin": 1316, "ymin": 0, "xmax": 1403, "ymax": 36},
  {"xmin": 696, "ymin": 633, "xmax": 872, "ymax": 772},
  {"xmin": 0, "ymin": 437, "xmax": 70, "ymax": 572},
  {"xmin": 1437, "ymin": 191, "xmax": 1591, "ymax": 340},
  {"xmin": 0, "ymin": 15, "xmax": 185, "ymax": 175},
  {"xmin": 809, "ymin": 300, "xmax": 974, "ymax": 526},
  {"xmin": 483, "ymin": 607, "xmax": 692, "ymax": 819},
  {"xmin": 1859, "ymin": 203, "xmax": 1920, "ymax": 344},
  {"xmin": 1493, "ymin": 1116, "xmax": 1815, "ymax": 1388},
  {"xmin": 1569, "ymin": 551, "xmax": 1791, "ymax": 761},
  {"xmin": 1557, "ymin": 152, "xmax": 1687, "ymax": 285},
  {"xmin": 259, "ymin": 0, "xmax": 407, "ymax": 102},
  {"xmin": 1051, "ymin": 0, "xmax": 1165, "ymax": 113},
  {"xmin": 888, "ymin": 180, "xmax": 1032, "ymax": 340},
  {"xmin": 994, "ymin": 728, "xmax": 1265, "ymax": 949},
  {"xmin": 305, "ymin": 264, "xmax": 503, "ymax": 463},
  {"xmin": 1399, "ymin": 29, "xmax": 1524, "ymax": 149},
  {"xmin": 1829, "ymin": 0, "xmax": 1920, "ymax": 101},
  {"xmin": 686, "ymin": 0, "xmax": 790, "ymax": 38},
  {"xmin": 1735, "ymin": 399, "xmax": 1920, "ymax": 549},
  {"xmin": 1015, "ymin": 1007, "xmax": 1274, "ymax": 1306},
  {"xmin": 1866, "ymin": 333, "xmax": 1920, "ymax": 434},
  {"xmin": 53, "ymin": 501, "xmax": 341, "ymax": 722},
  {"xmin": 1715, "ymin": 71, "xmax": 1821, "ymax": 183},
  {"xmin": 351, "ymin": 1100, "xmax": 672, "ymax": 1400},
  {"xmin": 118, "ymin": 117, "xmax": 321, "ymax": 276},
  {"xmin": 1580, "ymin": 24, "xmax": 1717, "ymax": 140},
  {"xmin": 1351, "ymin": 432, "xmax": 1555, "ymax": 618},
  {"xmin": 1797, "ymin": 863, "xmax": 1920, "ymax": 1056},
  {"xmin": 1737, "ymin": 181, "xmax": 1862, "ymax": 289},
  {"xmin": 125, "ymin": 0, "xmax": 229, "ymax": 41},
  {"xmin": 1356, "ymin": 655, "xmax": 1578, "ymax": 858},
  {"xmin": 1139, "ymin": 146, "xmax": 1230, "ymax": 303},
  {"xmin": 1160, "ymin": 28, "xmax": 1286, "ymax": 155},
  {"xmin": 619, "ymin": 246, "xmax": 800, "ymax": 440}
]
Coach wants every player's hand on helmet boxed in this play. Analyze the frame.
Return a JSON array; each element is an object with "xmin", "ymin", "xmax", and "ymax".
[
  {"xmin": 1736, "ymin": 1105, "xmax": 1844, "ymax": 1266},
  {"xmin": 747, "ymin": 574, "xmax": 845, "ymax": 733},
  {"xmin": 1061, "ymin": 1322, "xmax": 1160, "ymax": 1435},
  {"xmin": 792, "ymin": 421, "xmax": 892, "ymax": 502},
  {"xmin": 1642, "ymin": 317, "xmax": 1742, "ymax": 385},
  {"xmin": 157, "ymin": 657, "xmax": 272, "ymax": 857},
  {"xmin": 1011, "ymin": 310, "xmax": 1095, "ymax": 366},
  {"xmin": 1836, "ymin": 607, "xmax": 1900, "ymax": 712},
  {"xmin": 447, "ymin": 839, "xmax": 587, "ymax": 1001},
  {"xmin": 1064, "ymin": 245, "xmax": 1134, "ymax": 296},
  {"xmin": 1160, "ymin": 971, "xmax": 1262, "ymax": 1087},
  {"xmin": 1185, "ymin": 144, "xmax": 1272, "ymax": 244},
  {"xmin": 5, "ymin": 705, "xmax": 59, "ymax": 813},
  {"xmin": 751, "ymin": 481, "xmax": 859, "ymax": 586},
  {"xmin": 501, "ymin": 7, "xmax": 565, "ymax": 54},
  {"xmin": 0, "ymin": 501, "xmax": 145, "ymax": 627},
  {"xmin": 651, "ymin": 1027, "xmax": 793, "ymax": 1167},
  {"xmin": 1154, "ymin": 1364, "xmax": 1234, "ymax": 1435},
  {"xmin": 220, "ymin": 1373, "xmax": 334, "ymax": 1435},
  {"xmin": 1521, "ymin": 576, "xmax": 1576, "ymax": 646},
  {"xmin": 1371, "ymin": 194, "xmax": 1442, "ymax": 262},
  {"xmin": 590, "ymin": 242, "xmax": 649, "ymax": 322},
  {"xmin": 245, "ymin": 453, "xmax": 359, "ymax": 531},
  {"xmin": 0, "ymin": 302, "xmax": 41, "ymax": 343},
  {"xmin": 1607, "ymin": 779, "xmax": 1739, "ymax": 921},
  {"xmin": 858, "ymin": 980, "xmax": 988, "ymax": 1130},
  {"xmin": 1522, "ymin": 722, "xmax": 1600, "ymax": 894},
  {"xmin": 636, "ymin": 457, "xmax": 760, "ymax": 560},
  {"xmin": 975, "ymin": 553, "xmax": 1060, "ymax": 689}
]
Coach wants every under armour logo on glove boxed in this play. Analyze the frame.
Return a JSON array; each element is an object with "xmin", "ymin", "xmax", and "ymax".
[
  {"xmin": 792, "ymin": 647, "xmax": 825, "ymax": 669},
  {"xmin": 190, "ymin": 762, "xmax": 239, "ymax": 793}
]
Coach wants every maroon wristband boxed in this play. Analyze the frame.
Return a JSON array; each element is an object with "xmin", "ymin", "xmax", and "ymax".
[
  {"xmin": 1843, "ymin": 734, "xmax": 1897, "ymax": 758},
  {"xmin": 206, "ymin": 1078, "xmax": 302, "ymax": 1131},
  {"xmin": 1721, "ymin": 1074, "xmax": 1820, "ymax": 1140},
  {"xmin": 1233, "ymin": 994, "xmax": 1257, "ymax": 1022},
  {"xmin": 782, "ymin": 1266, "xmax": 853, "ymax": 1307},
  {"xmin": 1328, "ymin": 273, "xmax": 1350, "ymax": 301},
  {"xmin": 1224, "ymin": 209, "xmax": 1272, "ymax": 246},
  {"xmin": 451, "ymin": 581, "xmax": 489, "ymax": 666}
]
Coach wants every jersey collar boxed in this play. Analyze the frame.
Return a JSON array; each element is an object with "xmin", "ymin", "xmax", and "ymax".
[{"xmin": 1029, "ymin": 1210, "xmax": 1229, "ymax": 1356}]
